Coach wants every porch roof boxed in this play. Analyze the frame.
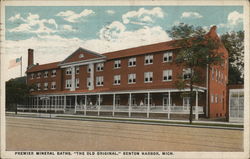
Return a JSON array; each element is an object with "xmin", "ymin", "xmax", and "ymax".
[{"xmin": 32, "ymin": 87, "xmax": 206, "ymax": 96}]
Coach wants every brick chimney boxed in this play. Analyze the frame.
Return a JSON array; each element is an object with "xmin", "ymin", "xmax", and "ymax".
[{"xmin": 28, "ymin": 48, "xmax": 34, "ymax": 68}]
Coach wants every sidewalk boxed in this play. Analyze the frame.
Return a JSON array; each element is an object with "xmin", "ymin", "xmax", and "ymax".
[{"xmin": 5, "ymin": 111, "xmax": 244, "ymax": 130}]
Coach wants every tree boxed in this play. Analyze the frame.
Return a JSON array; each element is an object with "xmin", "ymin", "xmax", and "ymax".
[
  {"xmin": 5, "ymin": 77, "xmax": 35, "ymax": 114},
  {"xmin": 221, "ymin": 31, "xmax": 244, "ymax": 84},
  {"xmin": 167, "ymin": 23, "xmax": 223, "ymax": 124}
]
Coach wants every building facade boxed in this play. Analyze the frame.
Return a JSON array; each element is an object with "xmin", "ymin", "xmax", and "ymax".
[{"xmin": 20, "ymin": 26, "xmax": 228, "ymax": 119}]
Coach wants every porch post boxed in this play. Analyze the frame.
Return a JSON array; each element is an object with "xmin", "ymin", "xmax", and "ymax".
[
  {"xmin": 98, "ymin": 94, "xmax": 100, "ymax": 116},
  {"xmin": 64, "ymin": 95, "xmax": 66, "ymax": 113},
  {"xmin": 113, "ymin": 94, "xmax": 115, "ymax": 117},
  {"xmin": 195, "ymin": 91, "xmax": 199, "ymax": 120},
  {"xmin": 129, "ymin": 93, "xmax": 131, "ymax": 117},
  {"xmin": 37, "ymin": 96, "xmax": 39, "ymax": 112},
  {"xmin": 84, "ymin": 95, "xmax": 87, "ymax": 116},
  {"xmin": 147, "ymin": 92, "xmax": 150, "ymax": 118},
  {"xmin": 168, "ymin": 91, "xmax": 171, "ymax": 119},
  {"xmin": 74, "ymin": 95, "xmax": 77, "ymax": 114}
]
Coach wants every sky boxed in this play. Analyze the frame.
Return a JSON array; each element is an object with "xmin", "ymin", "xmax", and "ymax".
[{"xmin": 4, "ymin": 5, "xmax": 244, "ymax": 80}]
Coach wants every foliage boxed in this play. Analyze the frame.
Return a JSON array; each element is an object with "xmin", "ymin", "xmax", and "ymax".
[
  {"xmin": 167, "ymin": 23, "xmax": 223, "ymax": 123},
  {"xmin": 221, "ymin": 31, "xmax": 244, "ymax": 84},
  {"xmin": 5, "ymin": 76, "xmax": 34, "ymax": 112}
]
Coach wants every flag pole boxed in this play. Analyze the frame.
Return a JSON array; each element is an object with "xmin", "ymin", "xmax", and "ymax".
[{"xmin": 20, "ymin": 56, "xmax": 22, "ymax": 77}]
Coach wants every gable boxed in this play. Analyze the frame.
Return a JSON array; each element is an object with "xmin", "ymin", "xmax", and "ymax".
[{"xmin": 60, "ymin": 47, "xmax": 106, "ymax": 65}]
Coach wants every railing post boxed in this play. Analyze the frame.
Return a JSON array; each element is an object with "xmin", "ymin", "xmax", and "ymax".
[
  {"xmin": 37, "ymin": 96, "xmax": 39, "ymax": 112},
  {"xmin": 64, "ymin": 95, "xmax": 66, "ymax": 113},
  {"xmin": 84, "ymin": 95, "xmax": 87, "ymax": 116},
  {"xmin": 113, "ymin": 94, "xmax": 115, "ymax": 117},
  {"xmin": 74, "ymin": 95, "xmax": 77, "ymax": 114},
  {"xmin": 98, "ymin": 94, "xmax": 100, "ymax": 116},
  {"xmin": 168, "ymin": 91, "xmax": 171, "ymax": 119},
  {"xmin": 147, "ymin": 92, "xmax": 150, "ymax": 118},
  {"xmin": 129, "ymin": 93, "xmax": 131, "ymax": 117},
  {"xmin": 195, "ymin": 91, "xmax": 199, "ymax": 120}
]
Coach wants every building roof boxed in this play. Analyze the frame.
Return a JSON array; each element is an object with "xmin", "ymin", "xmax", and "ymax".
[
  {"xmin": 27, "ymin": 26, "xmax": 221, "ymax": 73},
  {"xmin": 26, "ymin": 62, "xmax": 60, "ymax": 73}
]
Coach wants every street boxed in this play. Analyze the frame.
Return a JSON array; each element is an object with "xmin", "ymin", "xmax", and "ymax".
[{"xmin": 6, "ymin": 116, "xmax": 243, "ymax": 151}]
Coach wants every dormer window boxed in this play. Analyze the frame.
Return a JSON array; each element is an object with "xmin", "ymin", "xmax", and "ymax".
[{"xmin": 79, "ymin": 54, "xmax": 84, "ymax": 58}]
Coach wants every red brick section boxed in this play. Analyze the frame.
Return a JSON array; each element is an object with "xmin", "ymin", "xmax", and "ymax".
[{"xmin": 26, "ymin": 26, "xmax": 228, "ymax": 119}]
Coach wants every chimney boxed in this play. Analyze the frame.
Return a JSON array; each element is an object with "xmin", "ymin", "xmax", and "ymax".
[{"xmin": 28, "ymin": 48, "xmax": 34, "ymax": 68}]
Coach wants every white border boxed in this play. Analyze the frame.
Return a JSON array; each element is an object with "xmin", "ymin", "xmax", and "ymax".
[{"xmin": 0, "ymin": 0, "xmax": 249, "ymax": 159}]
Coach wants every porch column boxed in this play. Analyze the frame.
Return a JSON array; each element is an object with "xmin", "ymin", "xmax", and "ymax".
[
  {"xmin": 46, "ymin": 97, "xmax": 48, "ymax": 112},
  {"xmin": 195, "ymin": 91, "xmax": 199, "ymax": 120},
  {"xmin": 37, "ymin": 96, "xmax": 39, "ymax": 112},
  {"xmin": 64, "ymin": 95, "xmax": 66, "ymax": 113},
  {"xmin": 168, "ymin": 91, "xmax": 171, "ymax": 119},
  {"xmin": 98, "ymin": 94, "xmax": 101, "ymax": 116},
  {"xmin": 147, "ymin": 92, "xmax": 150, "ymax": 118},
  {"xmin": 74, "ymin": 95, "xmax": 77, "ymax": 114},
  {"xmin": 55, "ymin": 96, "xmax": 57, "ymax": 112},
  {"xmin": 129, "ymin": 93, "xmax": 131, "ymax": 117},
  {"xmin": 113, "ymin": 94, "xmax": 115, "ymax": 117},
  {"xmin": 84, "ymin": 95, "xmax": 87, "ymax": 116}
]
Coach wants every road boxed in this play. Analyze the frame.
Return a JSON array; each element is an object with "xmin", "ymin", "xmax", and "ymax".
[{"xmin": 6, "ymin": 116, "xmax": 243, "ymax": 151}]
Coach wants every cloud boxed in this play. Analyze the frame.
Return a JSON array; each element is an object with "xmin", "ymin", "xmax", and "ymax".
[
  {"xmin": 181, "ymin": 12, "xmax": 203, "ymax": 19},
  {"xmin": 106, "ymin": 10, "xmax": 115, "ymax": 15},
  {"xmin": 62, "ymin": 25, "xmax": 76, "ymax": 32},
  {"xmin": 218, "ymin": 11, "xmax": 243, "ymax": 29},
  {"xmin": 122, "ymin": 7, "xmax": 164, "ymax": 25},
  {"xmin": 56, "ymin": 9, "xmax": 95, "ymax": 23},
  {"xmin": 228, "ymin": 11, "xmax": 243, "ymax": 25},
  {"xmin": 8, "ymin": 13, "xmax": 58, "ymax": 34},
  {"xmin": 8, "ymin": 13, "xmax": 25, "ymax": 22}
]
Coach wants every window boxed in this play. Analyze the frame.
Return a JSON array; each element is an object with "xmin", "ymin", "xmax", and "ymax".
[
  {"xmin": 51, "ymin": 70, "xmax": 56, "ymax": 77},
  {"xmin": 87, "ymin": 78, "xmax": 91, "ymax": 88},
  {"xmin": 128, "ymin": 58, "xmax": 136, "ymax": 67},
  {"xmin": 96, "ymin": 63, "xmax": 104, "ymax": 71},
  {"xmin": 75, "ymin": 78, "xmax": 79, "ymax": 88},
  {"xmin": 44, "ymin": 71, "xmax": 48, "ymax": 78},
  {"xmin": 144, "ymin": 94, "xmax": 152, "ymax": 105},
  {"xmin": 65, "ymin": 79, "xmax": 72, "ymax": 89},
  {"xmin": 128, "ymin": 73, "xmax": 136, "ymax": 84},
  {"xmin": 113, "ymin": 75, "xmax": 121, "ymax": 85},
  {"xmin": 163, "ymin": 70, "xmax": 172, "ymax": 81},
  {"xmin": 79, "ymin": 54, "xmax": 84, "ymax": 58},
  {"xmin": 76, "ymin": 66, "xmax": 80, "ymax": 74},
  {"xmin": 114, "ymin": 60, "xmax": 121, "ymax": 69},
  {"xmin": 66, "ymin": 68, "xmax": 72, "ymax": 75},
  {"xmin": 96, "ymin": 76, "xmax": 104, "ymax": 86},
  {"xmin": 212, "ymin": 68, "xmax": 214, "ymax": 80},
  {"xmin": 37, "ymin": 72, "xmax": 41, "ymax": 79},
  {"xmin": 37, "ymin": 83, "xmax": 41, "ymax": 90},
  {"xmin": 51, "ymin": 82, "xmax": 56, "ymax": 89},
  {"xmin": 87, "ymin": 65, "xmax": 92, "ymax": 73},
  {"xmin": 31, "ymin": 73, "xmax": 35, "ymax": 79},
  {"xmin": 215, "ymin": 69, "xmax": 218, "ymax": 81},
  {"xmin": 183, "ymin": 68, "xmax": 191, "ymax": 80},
  {"xmin": 144, "ymin": 72, "xmax": 153, "ymax": 83},
  {"xmin": 215, "ymin": 95, "xmax": 218, "ymax": 103},
  {"xmin": 44, "ymin": 83, "xmax": 48, "ymax": 90},
  {"xmin": 145, "ymin": 54, "xmax": 153, "ymax": 65},
  {"xmin": 211, "ymin": 94, "xmax": 214, "ymax": 103},
  {"xmin": 163, "ymin": 51, "xmax": 173, "ymax": 62}
]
